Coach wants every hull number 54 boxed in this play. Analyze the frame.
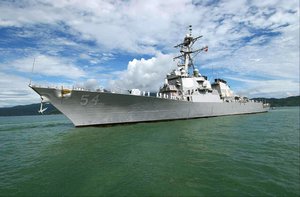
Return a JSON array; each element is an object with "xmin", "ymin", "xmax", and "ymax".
[{"xmin": 80, "ymin": 94, "xmax": 100, "ymax": 105}]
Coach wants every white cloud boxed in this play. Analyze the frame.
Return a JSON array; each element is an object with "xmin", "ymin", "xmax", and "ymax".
[
  {"xmin": 228, "ymin": 77, "xmax": 299, "ymax": 98},
  {"xmin": 0, "ymin": 72, "xmax": 39, "ymax": 107},
  {"xmin": 0, "ymin": 0, "xmax": 299, "ymax": 107},
  {"xmin": 79, "ymin": 52, "xmax": 114, "ymax": 65},
  {"xmin": 201, "ymin": 23, "xmax": 299, "ymax": 81},
  {"xmin": 0, "ymin": 0, "xmax": 298, "ymax": 55},
  {"xmin": 6, "ymin": 54, "xmax": 86, "ymax": 79},
  {"xmin": 109, "ymin": 53, "xmax": 175, "ymax": 92}
]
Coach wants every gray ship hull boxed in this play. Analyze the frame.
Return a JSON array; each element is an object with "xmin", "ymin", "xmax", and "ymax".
[
  {"xmin": 31, "ymin": 87, "xmax": 268, "ymax": 127},
  {"xmin": 31, "ymin": 86, "xmax": 269, "ymax": 127}
]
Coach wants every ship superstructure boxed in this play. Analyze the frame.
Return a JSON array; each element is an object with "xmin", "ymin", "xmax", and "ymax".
[
  {"xmin": 30, "ymin": 26, "xmax": 269, "ymax": 127},
  {"xmin": 159, "ymin": 25, "xmax": 248, "ymax": 104}
]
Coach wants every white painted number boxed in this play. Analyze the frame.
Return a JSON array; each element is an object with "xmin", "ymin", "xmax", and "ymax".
[
  {"xmin": 80, "ymin": 95, "xmax": 89, "ymax": 105},
  {"xmin": 91, "ymin": 94, "xmax": 100, "ymax": 105},
  {"xmin": 80, "ymin": 94, "xmax": 100, "ymax": 105}
]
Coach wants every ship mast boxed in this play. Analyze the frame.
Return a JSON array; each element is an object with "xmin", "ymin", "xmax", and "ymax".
[{"xmin": 173, "ymin": 25, "xmax": 208, "ymax": 75}]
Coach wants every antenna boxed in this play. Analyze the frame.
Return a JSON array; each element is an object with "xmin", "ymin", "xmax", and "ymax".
[
  {"xmin": 189, "ymin": 25, "xmax": 192, "ymax": 36},
  {"xmin": 29, "ymin": 58, "xmax": 36, "ymax": 85}
]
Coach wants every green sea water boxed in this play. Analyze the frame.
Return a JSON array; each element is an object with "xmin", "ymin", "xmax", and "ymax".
[{"xmin": 0, "ymin": 107, "xmax": 299, "ymax": 196}]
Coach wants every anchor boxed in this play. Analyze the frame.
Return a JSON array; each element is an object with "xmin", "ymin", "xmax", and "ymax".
[{"xmin": 38, "ymin": 96, "xmax": 48, "ymax": 114}]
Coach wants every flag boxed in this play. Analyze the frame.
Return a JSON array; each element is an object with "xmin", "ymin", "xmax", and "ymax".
[{"xmin": 204, "ymin": 46, "xmax": 208, "ymax": 52}]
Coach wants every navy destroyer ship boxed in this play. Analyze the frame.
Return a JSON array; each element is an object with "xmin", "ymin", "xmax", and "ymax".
[{"xmin": 30, "ymin": 26, "xmax": 269, "ymax": 126}]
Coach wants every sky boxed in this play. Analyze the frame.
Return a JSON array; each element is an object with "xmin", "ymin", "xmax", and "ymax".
[{"xmin": 0, "ymin": 0, "xmax": 299, "ymax": 107}]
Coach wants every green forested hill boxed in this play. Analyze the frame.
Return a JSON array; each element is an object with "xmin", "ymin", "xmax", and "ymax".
[
  {"xmin": 253, "ymin": 96, "xmax": 299, "ymax": 107},
  {"xmin": 0, "ymin": 103, "xmax": 61, "ymax": 116},
  {"xmin": 0, "ymin": 96, "xmax": 299, "ymax": 116}
]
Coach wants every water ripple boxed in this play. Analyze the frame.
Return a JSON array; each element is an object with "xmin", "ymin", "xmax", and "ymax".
[{"xmin": 0, "ymin": 107, "xmax": 299, "ymax": 196}]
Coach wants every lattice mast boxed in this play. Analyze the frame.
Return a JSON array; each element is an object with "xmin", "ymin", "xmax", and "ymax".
[{"xmin": 173, "ymin": 25, "xmax": 208, "ymax": 75}]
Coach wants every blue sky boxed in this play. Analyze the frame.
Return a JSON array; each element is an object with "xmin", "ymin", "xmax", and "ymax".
[{"xmin": 0, "ymin": 0, "xmax": 299, "ymax": 107}]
